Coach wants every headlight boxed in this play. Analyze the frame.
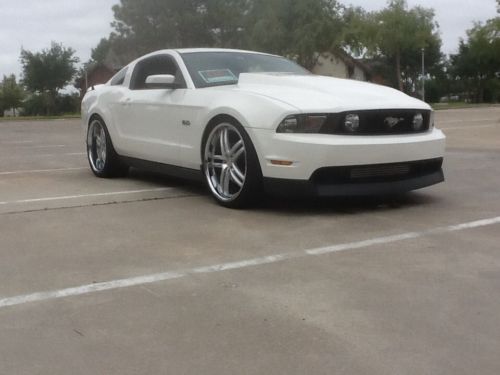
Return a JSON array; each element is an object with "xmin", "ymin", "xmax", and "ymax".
[
  {"xmin": 412, "ymin": 113, "xmax": 424, "ymax": 131},
  {"xmin": 277, "ymin": 114, "xmax": 327, "ymax": 133},
  {"xmin": 277, "ymin": 116, "xmax": 298, "ymax": 133},
  {"xmin": 344, "ymin": 114, "xmax": 360, "ymax": 132},
  {"xmin": 429, "ymin": 111, "xmax": 435, "ymax": 129}
]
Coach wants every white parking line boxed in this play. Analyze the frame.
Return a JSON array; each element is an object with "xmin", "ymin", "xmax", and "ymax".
[
  {"xmin": 441, "ymin": 124, "xmax": 497, "ymax": 131},
  {"xmin": 35, "ymin": 152, "xmax": 85, "ymax": 157},
  {"xmin": 1, "ymin": 215, "xmax": 499, "ymax": 309},
  {"xmin": 29, "ymin": 145, "xmax": 67, "ymax": 149},
  {"xmin": 2, "ymin": 152, "xmax": 86, "ymax": 160},
  {"xmin": 54, "ymin": 152, "xmax": 86, "ymax": 156},
  {"xmin": 0, "ymin": 188, "xmax": 174, "ymax": 205},
  {"xmin": 438, "ymin": 118, "xmax": 498, "ymax": 124},
  {"xmin": 0, "ymin": 167, "xmax": 87, "ymax": 176},
  {"xmin": 0, "ymin": 140, "xmax": 34, "ymax": 145}
]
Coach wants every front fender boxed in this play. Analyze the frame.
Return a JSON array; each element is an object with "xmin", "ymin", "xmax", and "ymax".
[
  {"xmin": 192, "ymin": 91, "xmax": 297, "ymax": 171},
  {"xmin": 201, "ymin": 90, "xmax": 298, "ymax": 132}
]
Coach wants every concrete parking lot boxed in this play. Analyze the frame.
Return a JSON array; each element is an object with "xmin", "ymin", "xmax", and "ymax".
[{"xmin": 0, "ymin": 106, "xmax": 499, "ymax": 374}]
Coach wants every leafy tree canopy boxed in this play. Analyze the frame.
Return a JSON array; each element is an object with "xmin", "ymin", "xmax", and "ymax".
[
  {"xmin": 346, "ymin": 0, "xmax": 442, "ymax": 92},
  {"xmin": 0, "ymin": 75, "xmax": 25, "ymax": 116},
  {"xmin": 20, "ymin": 42, "xmax": 79, "ymax": 115},
  {"xmin": 108, "ymin": 0, "xmax": 218, "ymax": 58},
  {"xmin": 91, "ymin": 38, "xmax": 114, "ymax": 64},
  {"xmin": 20, "ymin": 42, "xmax": 79, "ymax": 94},
  {"xmin": 88, "ymin": 0, "xmax": 448, "ymax": 95},
  {"xmin": 450, "ymin": 18, "xmax": 500, "ymax": 102},
  {"xmin": 91, "ymin": 0, "xmax": 345, "ymax": 69},
  {"xmin": 246, "ymin": 0, "xmax": 345, "ymax": 69}
]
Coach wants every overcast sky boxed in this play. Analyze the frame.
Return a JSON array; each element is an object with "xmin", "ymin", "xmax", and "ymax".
[{"xmin": 0, "ymin": 0, "xmax": 497, "ymax": 79}]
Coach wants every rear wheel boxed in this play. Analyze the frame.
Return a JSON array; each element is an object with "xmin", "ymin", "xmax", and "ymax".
[
  {"xmin": 87, "ymin": 117, "xmax": 128, "ymax": 177},
  {"xmin": 203, "ymin": 120, "xmax": 262, "ymax": 208}
]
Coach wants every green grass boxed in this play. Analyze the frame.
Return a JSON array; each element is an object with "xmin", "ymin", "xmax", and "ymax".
[
  {"xmin": 0, "ymin": 114, "xmax": 81, "ymax": 122},
  {"xmin": 431, "ymin": 102, "xmax": 500, "ymax": 110}
]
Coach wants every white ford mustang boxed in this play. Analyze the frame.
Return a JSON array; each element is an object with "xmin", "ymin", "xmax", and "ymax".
[{"xmin": 82, "ymin": 48, "xmax": 445, "ymax": 207}]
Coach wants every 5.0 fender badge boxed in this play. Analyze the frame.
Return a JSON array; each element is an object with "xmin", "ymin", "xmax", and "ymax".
[{"xmin": 182, "ymin": 120, "xmax": 191, "ymax": 126}]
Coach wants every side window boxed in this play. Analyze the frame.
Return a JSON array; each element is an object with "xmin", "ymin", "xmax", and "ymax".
[
  {"xmin": 110, "ymin": 67, "xmax": 128, "ymax": 86},
  {"xmin": 130, "ymin": 55, "xmax": 186, "ymax": 90}
]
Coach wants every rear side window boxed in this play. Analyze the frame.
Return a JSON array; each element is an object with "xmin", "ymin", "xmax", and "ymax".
[
  {"xmin": 110, "ymin": 67, "xmax": 128, "ymax": 86},
  {"xmin": 130, "ymin": 55, "xmax": 186, "ymax": 90}
]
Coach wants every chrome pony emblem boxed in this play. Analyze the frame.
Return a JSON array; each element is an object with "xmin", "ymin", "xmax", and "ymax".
[{"xmin": 384, "ymin": 117, "xmax": 404, "ymax": 128}]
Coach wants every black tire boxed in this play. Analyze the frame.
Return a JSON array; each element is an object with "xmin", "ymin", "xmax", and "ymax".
[
  {"xmin": 87, "ymin": 116, "xmax": 129, "ymax": 178},
  {"xmin": 202, "ymin": 117, "xmax": 263, "ymax": 208}
]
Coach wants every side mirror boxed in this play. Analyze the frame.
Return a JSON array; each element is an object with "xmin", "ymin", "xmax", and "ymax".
[{"xmin": 145, "ymin": 74, "xmax": 178, "ymax": 89}]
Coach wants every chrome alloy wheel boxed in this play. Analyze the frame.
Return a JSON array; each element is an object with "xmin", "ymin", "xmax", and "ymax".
[
  {"xmin": 87, "ymin": 120, "xmax": 107, "ymax": 172},
  {"xmin": 204, "ymin": 123, "xmax": 247, "ymax": 202}
]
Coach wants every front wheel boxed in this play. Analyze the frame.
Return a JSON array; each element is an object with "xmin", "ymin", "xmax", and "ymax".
[{"xmin": 202, "ymin": 120, "xmax": 262, "ymax": 208}]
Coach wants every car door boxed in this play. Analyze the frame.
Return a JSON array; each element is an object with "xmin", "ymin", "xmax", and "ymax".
[{"xmin": 113, "ymin": 53, "xmax": 188, "ymax": 165}]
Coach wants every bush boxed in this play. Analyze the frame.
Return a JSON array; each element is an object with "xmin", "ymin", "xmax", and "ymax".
[
  {"xmin": 21, "ymin": 94, "xmax": 47, "ymax": 116},
  {"xmin": 55, "ymin": 94, "xmax": 81, "ymax": 114},
  {"xmin": 483, "ymin": 79, "xmax": 500, "ymax": 103},
  {"xmin": 21, "ymin": 93, "xmax": 81, "ymax": 116},
  {"xmin": 424, "ymin": 79, "xmax": 442, "ymax": 104}
]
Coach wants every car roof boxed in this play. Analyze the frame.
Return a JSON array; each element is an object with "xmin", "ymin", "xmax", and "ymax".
[
  {"xmin": 174, "ymin": 48, "xmax": 273, "ymax": 56},
  {"xmin": 129, "ymin": 48, "xmax": 277, "ymax": 65},
  {"xmin": 126, "ymin": 48, "xmax": 282, "ymax": 73}
]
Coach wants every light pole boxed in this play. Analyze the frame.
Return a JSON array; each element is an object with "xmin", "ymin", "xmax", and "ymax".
[{"xmin": 421, "ymin": 47, "xmax": 425, "ymax": 102}]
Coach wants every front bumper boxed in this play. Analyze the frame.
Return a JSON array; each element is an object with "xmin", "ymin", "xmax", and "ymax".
[
  {"xmin": 247, "ymin": 128, "xmax": 446, "ymax": 180},
  {"xmin": 263, "ymin": 158, "xmax": 444, "ymax": 197},
  {"xmin": 246, "ymin": 127, "xmax": 446, "ymax": 197}
]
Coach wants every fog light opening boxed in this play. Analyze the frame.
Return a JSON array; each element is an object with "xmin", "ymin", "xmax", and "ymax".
[
  {"xmin": 344, "ymin": 114, "xmax": 360, "ymax": 132},
  {"xmin": 412, "ymin": 113, "xmax": 424, "ymax": 131}
]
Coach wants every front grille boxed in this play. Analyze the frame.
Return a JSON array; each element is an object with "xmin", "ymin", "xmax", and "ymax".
[
  {"xmin": 320, "ymin": 109, "xmax": 431, "ymax": 135},
  {"xmin": 311, "ymin": 158, "xmax": 443, "ymax": 185},
  {"xmin": 350, "ymin": 164, "xmax": 411, "ymax": 179}
]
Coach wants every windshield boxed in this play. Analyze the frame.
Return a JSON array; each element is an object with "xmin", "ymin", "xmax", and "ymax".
[{"xmin": 180, "ymin": 51, "xmax": 310, "ymax": 88}]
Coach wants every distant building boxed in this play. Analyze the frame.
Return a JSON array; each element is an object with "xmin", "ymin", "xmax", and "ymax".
[
  {"xmin": 312, "ymin": 50, "xmax": 387, "ymax": 86},
  {"xmin": 312, "ymin": 50, "xmax": 370, "ymax": 81},
  {"xmin": 75, "ymin": 63, "xmax": 120, "ymax": 95},
  {"xmin": 75, "ymin": 49, "xmax": 126, "ymax": 95},
  {"xmin": 3, "ymin": 107, "xmax": 23, "ymax": 117}
]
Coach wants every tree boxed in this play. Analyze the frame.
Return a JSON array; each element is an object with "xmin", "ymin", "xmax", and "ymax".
[
  {"xmin": 0, "ymin": 75, "xmax": 25, "ymax": 116},
  {"xmin": 0, "ymin": 83, "xmax": 3, "ymax": 117},
  {"xmin": 350, "ymin": 0, "xmax": 442, "ymax": 93},
  {"xmin": 341, "ymin": 6, "xmax": 374, "ymax": 55},
  {"xmin": 104, "ymin": 0, "xmax": 254, "ymax": 57},
  {"xmin": 378, "ymin": 0, "xmax": 441, "ymax": 92},
  {"xmin": 111, "ymin": 0, "xmax": 213, "ymax": 54},
  {"xmin": 450, "ymin": 18, "xmax": 500, "ymax": 102},
  {"xmin": 91, "ymin": 38, "xmax": 113, "ymax": 64},
  {"xmin": 93, "ymin": 0, "xmax": 346, "ymax": 71},
  {"xmin": 20, "ymin": 42, "xmax": 79, "ymax": 114},
  {"xmin": 91, "ymin": 0, "xmax": 226, "ymax": 67},
  {"xmin": 246, "ymin": 0, "xmax": 345, "ymax": 69},
  {"xmin": 205, "ymin": 0, "xmax": 251, "ymax": 48}
]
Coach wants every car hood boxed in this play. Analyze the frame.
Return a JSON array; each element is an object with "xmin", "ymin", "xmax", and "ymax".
[{"xmin": 233, "ymin": 73, "xmax": 430, "ymax": 112}]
